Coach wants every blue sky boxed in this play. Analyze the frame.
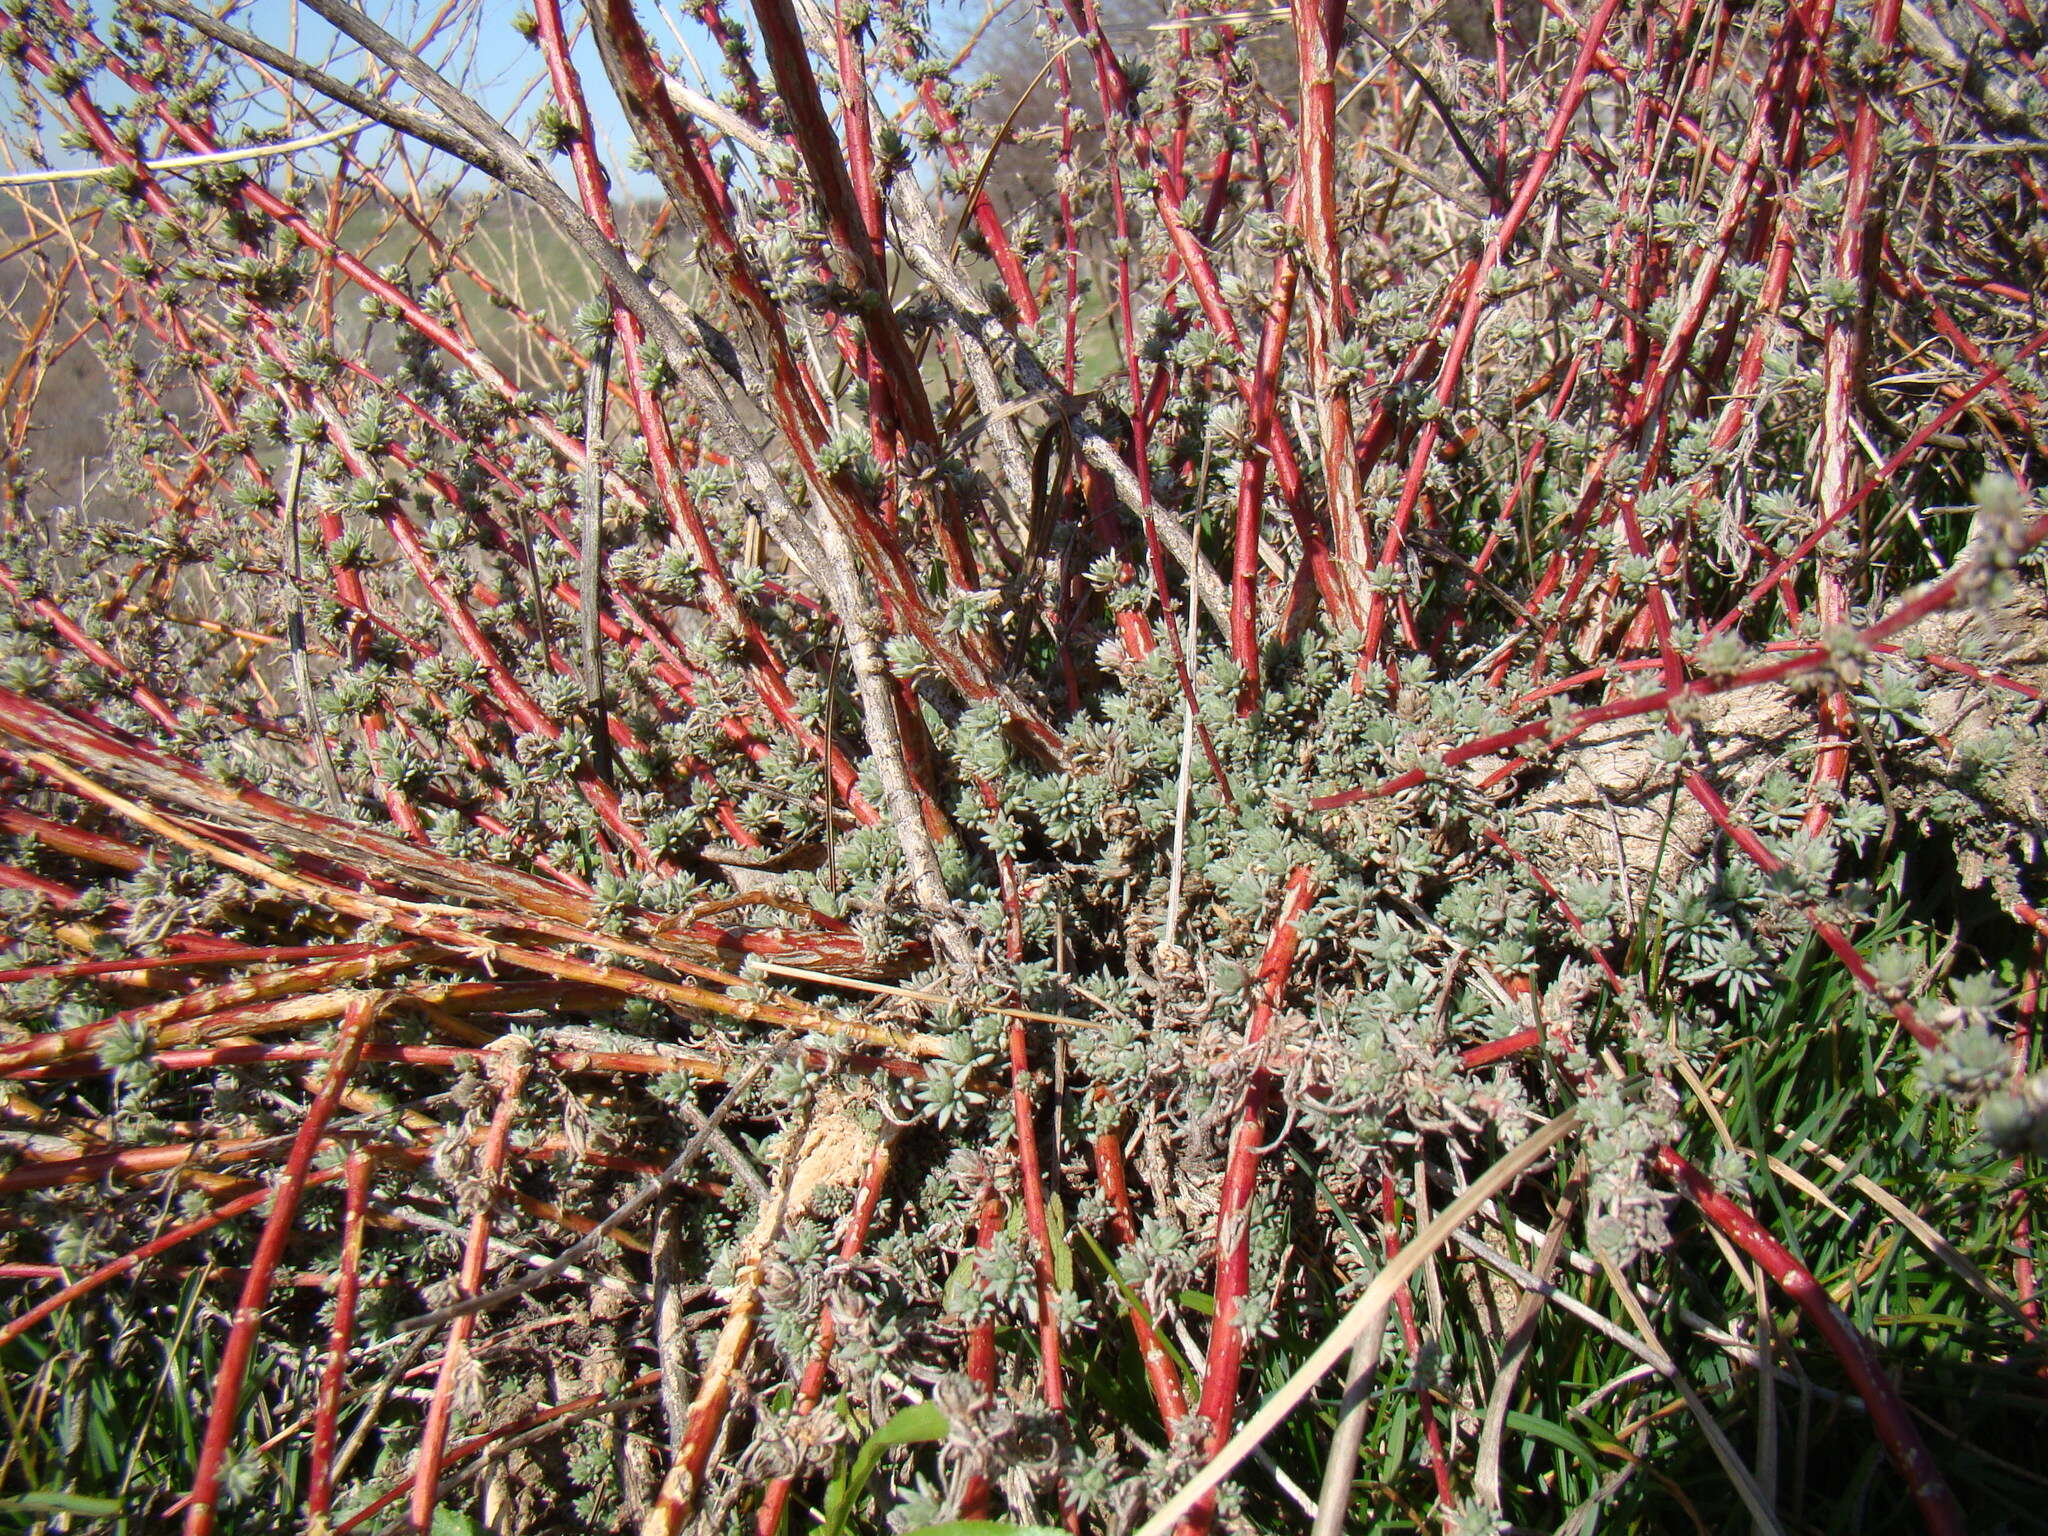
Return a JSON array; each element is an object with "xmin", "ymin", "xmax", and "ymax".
[
  {"xmin": 225, "ymin": 0, "xmax": 721, "ymax": 197},
  {"xmin": 0, "ymin": 0, "xmax": 1002, "ymax": 200}
]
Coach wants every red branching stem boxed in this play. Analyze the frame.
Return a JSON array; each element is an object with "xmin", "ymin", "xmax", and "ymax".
[
  {"xmin": 753, "ymin": 1137, "xmax": 896, "ymax": 1536},
  {"xmin": 1181, "ymin": 866, "xmax": 1316, "ymax": 1535},
  {"xmin": 5, "ymin": 1038, "xmax": 733, "ymax": 1088},
  {"xmin": 1010, "ymin": 1018, "xmax": 1069, "ymax": 1419},
  {"xmin": 1231, "ymin": 250, "xmax": 1301, "ymax": 699},
  {"xmin": 307, "ymin": 1146, "xmax": 372, "ymax": 1520},
  {"xmin": 39, "ymin": 9, "xmax": 847, "ymax": 821},
  {"xmin": 530, "ymin": 0, "xmax": 867, "ymax": 818},
  {"xmin": 0, "ymin": 860, "xmax": 78, "ymax": 904},
  {"xmin": 1459, "ymin": 1026, "xmax": 1544, "ymax": 1070},
  {"xmin": 0, "ymin": 945, "xmax": 421, "ymax": 1076},
  {"xmin": 1678, "ymin": 769, "xmax": 1939, "ymax": 1047},
  {"xmin": 0, "ymin": 803, "xmax": 147, "ymax": 873},
  {"xmin": 971, "ymin": 775, "xmax": 1070, "ymax": 1448},
  {"xmin": 981, "ymin": 779, "xmax": 1027, "ymax": 963},
  {"xmin": 896, "ymin": 54, "xmax": 1038, "ymax": 326},
  {"xmin": 0, "ymin": 1263, "xmax": 386, "ymax": 1288},
  {"xmin": 2013, "ymin": 950, "xmax": 2045, "ymax": 1345},
  {"xmin": 1378, "ymin": 1173, "xmax": 1454, "ymax": 1507},
  {"xmin": 747, "ymin": 0, "xmax": 960, "ymax": 561},
  {"xmin": 1714, "ymin": 320, "xmax": 2048, "ymax": 637},
  {"xmin": 1092, "ymin": 1124, "xmax": 1190, "ymax": 1426},
  {"xmin": 0, "ymin": 940, "xmax": 383, "ymax": 987},
  {"xmin": 407, "ymin": 1037, "xmax": 533, "ymax": 1531},
  {"xmin": 1291, "ymin": 0, "xmax": 1365, "ymax": 629},
  {"xmin": 756, "ymin": 1, "xmax": 972, "ymax": 602},
  {"xmin": 0, "ymin": 1170, "xmax": 341, "ymax": 1351},
  {"xmin": 1312, "ymin": 513, "xmax": 2048, "ymax": 815},
  {"xmin": 1809, "ymin": 0, "xmax": 1900, "ymax": 833},
  {"xmin": 0, "ymin": 561, "xmax": 181, "ymax": 734},
  {"xmin": 959, "ymin": 1184, "xmax": 1006, "ymax": 1519},
  {"xmin": 274, "ymin": 371, "xmax": 659, "ymax": 871},
  {"xmin": 1655, "ymin": 1147, "xmax": 1965, "ymax": 1536},
  {"xmin": 1058, "ymin": 0, "xmax": 1319, "ymax": 585},
  {"xmin": 1358, "ymin": 0, "xmax": 1626, "ymax": 666},
  {"xmin": 185, "ymin": 993, "xmax": 382, "ymax": 1536}
]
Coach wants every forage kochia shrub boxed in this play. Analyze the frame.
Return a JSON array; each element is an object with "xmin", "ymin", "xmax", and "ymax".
[{"xmin": 0, "ymin": 0, "xmax": 2042, "ymax": 1530}]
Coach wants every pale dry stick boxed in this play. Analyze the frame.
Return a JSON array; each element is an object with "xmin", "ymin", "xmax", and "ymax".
[
  {"xmin": 920, "ymin": 296, "xmax": 1038, "ymax": 522},
  {"xmin": 659, "ymin": 74, "xmax": 776, "ymax": 156},
  {"xmin": 675, "ymin": 1095, "xmax": 770, "ymax": 1203},
  {"xmin": 753, "ymin": 961, "xmax": 1103, "ymax": 1032},
  {"xmin": 1753, "ymin": 1252, "xmax": 1780, "ymax": 1536},
  {"xmin": 1574, "ymin": 1362, "xmax": 1669, "ymax": 1416},
  {"xmin": 820, "ymin": 632, "xmax": 842, "ymax": 897},
  {"xmin": 327, "ymin": 1330, "xmax": 433, "ymax": 1494},
  {"xmin": 1661, "ymin": 1058, "xmax": 1771, "ymax": 1304},
  {"xmin": 158, "ymin": 0, "xmax": 855, "ymax": 644},
  {"xmin": 1448, "ymin": 1230, "xmax": 1669, "ymax": 1369},
  {"xmin": 1456, "ymin": 1202, "xmax": 1811, "ymax": 1379},
  {"xmin": 810, "ymin": 509, "xmax": 977, "ymax": 974},
  {"xmin": 0, "ymin": 117, "xmax": 372, "ymax": 187},
  {"xmin": 1688, "ymin": 1063, "xmax": 2033, "ymax": 1331},
  {"xmin": 944, "ymin": 34, "xmax": 1089, "ymax": 260},
  {"xmin": 883, "ymin": 183, "xmax": 1232, "ymax": 635},
  {"xmin": 360, "ymin": 1203, "xmax": 647, "ymax": 1315},
  {"xmin": 1411, "ymin": 1151, "xmax": 1450, "ymax": 1367},
  {"xmin": 641, "ymin": 1100, "xmax": 877, "ymax": 1534},
  {"xmin": 1554, "ymin": 1437, "xmax": 1651, "ymax": 1536},
  {"xmin": 1780, "ymin": 1144, "xmax": 2036, "ymax": 1333},
  {"xmin": 114, "ymin": 1257, "xmax": 211, "ymax": 1513},
  {"xmin": 1758, "ymin": 1155, "xmax": 1851, "ymax": 1222},
  {"xmin": 363, "ymin": 1390, "xmax": 667, "ymax": 1536},
  {"xmin": 1896, "ymin": 1, "xmax": 2027, "ymax": 122},
  {"xmin": 1908, "ymin": 139, "xmax": 2048, "ymax": 153},
  {"xmin": 651, "ymin": 1201, "xmax": 695, "ymax": 1449},
  {"xmin": 1307, "ymin": 1330, "xmax": 1377, "ymax": 1536},
  {"xmin": 1254, "ymin": 1450, "xmax": 1319, "ymax": 1519},
  {"xmin": 1130, "ymin": 1106, "xmax": 1582, "ymax": 1536},
  {"xmin": 1472, "ymin": 1189, "xmax": 1578, "ymax": 1512},
  {"xmin": 1596, "ymin": 1252, "xmax": 1791, "ymax": 1536}
]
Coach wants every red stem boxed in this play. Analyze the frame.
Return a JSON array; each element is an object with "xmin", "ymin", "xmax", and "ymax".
[
  {"xmin": 0, "ymin": 1172, "xmax": 341, "ymax": 1351},
  {"xmin": 753, "ymin": 1138, "xmax": 896, "ymax": 1536},
  {"xmin": 1655, "ymin": 1147, "xmax": 1965, "ymax": 1536},
  {"xmin": 1378, "ymin": 1173, "xmax": 1454, "ymax": 1507},
  {"xmin": 1181, "ymin": 867, "xmax": 1315, "ymax": 1535},
  {"xmin": 185, "ymin": 994, "xmax": 381, "ymax": 1536},
  {"xmin": 959, "ymin": 1185, "xmax": 1005, "ymax": 1519},
  {"xmin": 407, "ymin": 1040, "xmax": 533, "ymax": 1530},
  {"xmin": 306, "ymin": 1146, "xmax": 373, "ymax": 1519},
  {"xmin": 1092, "ymin": 1124, "xmax": 1190, "ymax": 1426}
]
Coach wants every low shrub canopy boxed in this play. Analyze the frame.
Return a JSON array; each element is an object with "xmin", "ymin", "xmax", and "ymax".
[{"xmin": 0, "ymin": 0, "xmax": 2042, "ymax": 1531}]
